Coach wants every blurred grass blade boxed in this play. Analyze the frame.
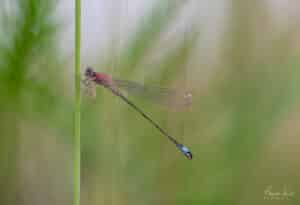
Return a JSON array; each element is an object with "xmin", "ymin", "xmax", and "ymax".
[{"xmin": 119, "ymin": 0, "xmax": 188, "ymax": 75}]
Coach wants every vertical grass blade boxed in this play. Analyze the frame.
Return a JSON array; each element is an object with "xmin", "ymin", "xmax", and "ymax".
[{"xmin": 74, "ymin": 0, "xmax": 81, "ymax": 205}]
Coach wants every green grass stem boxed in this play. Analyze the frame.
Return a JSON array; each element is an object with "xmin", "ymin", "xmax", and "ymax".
[{"xmin": 74, "ymin": 0, "xmax": 81, "ymax": 204}]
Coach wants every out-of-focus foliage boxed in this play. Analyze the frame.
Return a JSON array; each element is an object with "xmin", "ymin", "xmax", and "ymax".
[
  {"xmin": 0, "ymin": 0, "xmax": 72, "ymax": 204},
  {"xmin": 1, "ymin": 0, "xmax": 300, "ymax": 205}
]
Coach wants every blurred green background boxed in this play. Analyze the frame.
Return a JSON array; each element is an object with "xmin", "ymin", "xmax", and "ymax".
[{"xmin": 0, "ymin": 0, "xmax": 300, "ymax": 204}]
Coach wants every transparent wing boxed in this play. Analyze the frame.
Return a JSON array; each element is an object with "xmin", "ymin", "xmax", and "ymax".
[{"xmin": 113, "ymin": 79, "xmax": 192, "ymax": 108}]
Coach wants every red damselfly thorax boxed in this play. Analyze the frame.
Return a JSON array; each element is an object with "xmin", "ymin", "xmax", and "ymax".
[{"xmin": 82, "ymin": 67, "xmax": 193, "ymax": 160}]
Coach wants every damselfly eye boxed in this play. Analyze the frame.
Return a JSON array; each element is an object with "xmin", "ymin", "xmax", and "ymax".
[{"xmin": 85, "ymin": 67, "xmax": 95, "ymax": 78}]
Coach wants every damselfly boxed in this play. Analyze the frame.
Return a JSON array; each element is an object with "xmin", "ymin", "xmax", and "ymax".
[{"xmin": 82, "ymin": 67, "xmax": 193, "ymax": 160}]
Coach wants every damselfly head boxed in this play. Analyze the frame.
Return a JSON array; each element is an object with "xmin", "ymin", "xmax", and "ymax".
[
  {"xmin": 85, "ymin": 67, "xmax": 96, "ymax": 78},
  {"xmin": 82, "ymin": 67, "xmax": 97, "ymax": 98}
]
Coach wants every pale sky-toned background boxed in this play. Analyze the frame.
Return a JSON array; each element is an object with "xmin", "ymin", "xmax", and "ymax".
[{"xmin": 57, "ymin": 0, "xmax": 300, "ymax": 66}]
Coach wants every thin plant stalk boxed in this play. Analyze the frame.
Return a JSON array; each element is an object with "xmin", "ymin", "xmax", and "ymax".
[{"xmin": 74, "ymin": 0, "xmax": 81, "ymax": 205}]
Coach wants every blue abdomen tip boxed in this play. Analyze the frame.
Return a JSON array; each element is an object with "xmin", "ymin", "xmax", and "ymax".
[{"xmin": 176, "ymin": 144, "xmax": 193, "ymax": 160}]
